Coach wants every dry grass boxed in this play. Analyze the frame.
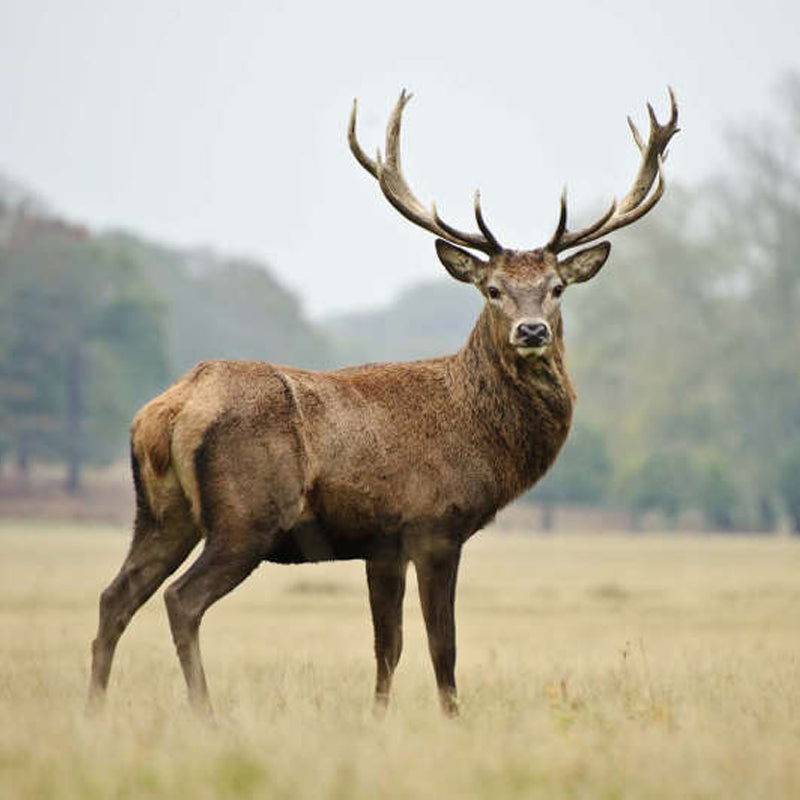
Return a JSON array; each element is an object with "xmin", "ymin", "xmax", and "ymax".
[{"xmin": 1, "ymin": 520, "xmax": 799, "ymax": 799}]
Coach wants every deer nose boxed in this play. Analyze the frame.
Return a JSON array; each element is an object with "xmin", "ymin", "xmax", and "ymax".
[{"xmin": 514, "ymin": 320, "xmax": 551, "ymax": 348}]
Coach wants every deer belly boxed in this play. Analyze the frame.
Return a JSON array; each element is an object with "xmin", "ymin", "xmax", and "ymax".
[{"xmin": 264, "ymin": 518, "xmax": 396, "ymax": 564}]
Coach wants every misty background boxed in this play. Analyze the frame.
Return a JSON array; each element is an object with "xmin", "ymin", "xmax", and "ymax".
[{"xmin": 1, "ymin": 0, "xmax": 800, "ymax": 531}]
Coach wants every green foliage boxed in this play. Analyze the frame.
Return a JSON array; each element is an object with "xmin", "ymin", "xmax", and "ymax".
[
  {"xmin": 322, "ymin": 72, "xmax": 800, "ymax": 532},
  {"xmin": 326, "ymin": 279, "xmax": 482, "ymax": 365},
  {"xmin": 618, "ymin": 450, "xmax": 695, "ymax": 526},
  {"xmin": 3, "ymin": 72, "xmax": 800, "ymax": 528},
  {"xmin": 539, "ymin": 424, "xmax": 612, "ymax": 505},
  {"xmin": 106, "ymin": 233, "xmax": 332, "ymax": 375},
  {"xmin": 693, "ymin": 456, "xmax": 739, "ymax": 531},
  {"xmin": 706, "ymin": 72, "xmax": 800, "ymax": 531},
  {"xmin": 777, "ymin": 439, "xmax": 800, "ymax": 533},
  {"xmin": 528, "ymin": 424, "xmax": 612, "ymax": 528},
  {"xmin": 0, "ymin": 212, "xmax": 168, "ymax": 488},
  {"xmin": 0, "ymin": 200, "xmax": 333, "ymax": 489}
]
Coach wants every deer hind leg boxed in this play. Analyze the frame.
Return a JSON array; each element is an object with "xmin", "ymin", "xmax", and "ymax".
[
  {"xmin": 366, "ymin": 555, "xmax": 408, "ymax": 715},
  {"xmin": 413, "ymin": 542, "xmax": 462, "ymax": 717},
  {"xmin": 163, "ymin": 538, "xmax": 262, "ymax": 716},
  {"xmin": 88, "ymin": 508, "xmax": 200, "ymax": 709}
]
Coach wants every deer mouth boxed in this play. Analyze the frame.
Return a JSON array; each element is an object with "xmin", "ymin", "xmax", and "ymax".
[
  {"xmin": 511, "ymin": 322, "xmax": 551, "ymax": 358},
  {"xmin": 514, "ymin": 345, "xmax": 549, "ymax": 358}
]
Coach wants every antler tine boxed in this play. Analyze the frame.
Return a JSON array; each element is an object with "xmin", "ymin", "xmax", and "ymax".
[
  {"xmin": 616, "ymin": 89, "xmax": 678, "ymax": 215},
  {"xmin": 348, "ymin": 99, "xmax": 379, "ymax": 178},
  {"xmin": 548, "ymin": 187, "xmax": 568, "ymax": 250},
  {"xmin": 378, "ymin": 90, "xmax": 439, "ymax": 227},
  {"xmin": 547, "ymin": 186, "xmax": 612, "ymax": 252},
  {"xmin": 547, "ymin": 193, "xmax": 618, "ymax": 252},
  {"xmin": 627, "ymin": 116, "xmax": 645, "ymax": 153},
  {"xmin": 383, "ymin": 89, "xmax": 413, "ymax": 172},
  {"xmin": 348, "ymin": 91, "xmax": 502, "ymax": 255},
  {"xmin": 432, "ymin": 191, "xmax": 501, "ymax": 253},
  {"xmin": 474, "ymin": 190, "xmax": 502, "ymax": 252},
  {"xmin": 547, "ymin": 88, "xmax": 679, "ymax": 253}
]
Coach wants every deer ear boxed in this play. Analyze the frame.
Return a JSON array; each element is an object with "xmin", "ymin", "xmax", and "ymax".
[
  {"xmin": 435, "ymin": 239, "xmax": 488, "ymax": 284},
  {"xmin": 557, "ymin": 242, "xmax": 611, "ymax": 285}
]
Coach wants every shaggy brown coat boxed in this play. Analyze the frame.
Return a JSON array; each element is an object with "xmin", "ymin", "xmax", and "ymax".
[{"xmin": 88, "ymin": 88, "xmax": 678, "ymax": 716}]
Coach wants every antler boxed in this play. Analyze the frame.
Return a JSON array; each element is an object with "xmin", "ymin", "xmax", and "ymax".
[
  {"xmin": 546, "ymin": 88, "xmax": 680, "ymax": 254},
  {"xmin": 348, "ymin": 90, "xmax": 503, "ymax": 255}
]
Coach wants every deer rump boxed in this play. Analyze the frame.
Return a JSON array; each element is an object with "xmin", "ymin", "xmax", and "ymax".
[{"xmin": 132, "ymin": 358, "xmax": 511, "ymax": 566}]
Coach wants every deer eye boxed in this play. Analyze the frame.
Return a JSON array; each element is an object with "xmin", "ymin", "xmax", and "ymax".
[
  {"xmin": 552, "ymin": 283, "xmax": 564, "ymax": 298},
  {"xmin": 487, "ymin": 286, "xmax": 501, "ymax": 300}
]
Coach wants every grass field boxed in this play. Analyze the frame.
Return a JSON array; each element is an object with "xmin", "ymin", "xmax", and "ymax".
[{"xmin": 1, "ymin": 520, "xmax": 799, "ymax": 799}]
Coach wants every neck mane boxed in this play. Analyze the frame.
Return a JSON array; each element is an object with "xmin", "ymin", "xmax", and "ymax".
[{"xmin": 453, "ymin": 305, "xmax": 576, "ymax": 499}]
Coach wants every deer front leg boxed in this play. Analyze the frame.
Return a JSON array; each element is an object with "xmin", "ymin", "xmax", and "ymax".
[
  {"xmin": 366, "ymin": 555, "xmax": 408, "ymax": 715},
  {"xmin": 414, "ymin": 542, "xmax": 461, "ymax": 717}
]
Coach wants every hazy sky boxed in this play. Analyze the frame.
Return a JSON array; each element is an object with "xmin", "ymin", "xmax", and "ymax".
[{"xmin": 2, "ymin": 0, "xmax": 799, "ymax": 317}]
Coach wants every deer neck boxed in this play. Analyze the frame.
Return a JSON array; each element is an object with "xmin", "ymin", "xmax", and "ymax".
[
  {"xmin": 454, "ymin": 305, "xmax": 576, "ymax": 495},
  {"xmin": 457, "ymin": 305, "xmax": 574, "ymax": 398}
]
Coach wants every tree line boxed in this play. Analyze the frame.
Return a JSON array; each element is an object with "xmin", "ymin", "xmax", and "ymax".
[
  {"xmin": 1, "ymin": 74, "xmax": 798, "ymax": 532},
  {"xmin": 0, "ymin": 204, "xmax": 328, "ymax": 493},
  {"xmin": 329, "ymin": 75, "xmax": 800, "ymax": 532},
  {"xmin": 532, "ymin": 74, "xmax": 800, "ymax": 531}
]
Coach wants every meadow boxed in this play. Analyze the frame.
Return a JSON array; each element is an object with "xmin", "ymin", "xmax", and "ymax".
[{"xmin": 1, "ymin": 519, "xmax": 799, "ymax": 799}]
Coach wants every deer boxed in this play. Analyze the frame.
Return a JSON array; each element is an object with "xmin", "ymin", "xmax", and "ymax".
[{"xmin": 88, "ymin": 89, "xmax": 679, "ymax": 717}]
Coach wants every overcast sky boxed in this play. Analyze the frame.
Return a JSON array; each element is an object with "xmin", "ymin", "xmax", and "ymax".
[{"xmin": 2, "ymin": 0, "xmax": 799, "ymax": 317}]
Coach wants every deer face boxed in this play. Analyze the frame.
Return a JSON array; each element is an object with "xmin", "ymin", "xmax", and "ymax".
[{"xmin": 435, "ymin": 240, "xmax": 611, "ymax": 359}]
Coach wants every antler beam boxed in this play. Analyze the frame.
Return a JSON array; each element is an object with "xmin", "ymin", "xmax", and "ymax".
[
  {"xmin": 546, "ymin": 88, "xmax": 680, "ymax": 254},
  {"xmin": 348, "ymin": 90, "xmax": 502, "ymax": 255}
]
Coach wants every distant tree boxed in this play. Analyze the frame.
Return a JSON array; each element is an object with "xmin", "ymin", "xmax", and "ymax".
[
  {"xmin": 106, "ymin": 234, "xmax": 334, "ymax": 376},
  {"xmin": 694, "ymin": 456, "xmax": 739, "ymax": 531},
  {"xmin": 0, "ymin": 276, "xmax": 64, "ymax": 480},
  {"xmin": 321, "ymin": 78, "xmax": 800, "ymax": 534},
  {"xmin": 325, "ymin": 279, "xmax": 482, "ymax": 365},
  {"xmin": 0, "ymin": 209, "xmax": 168, "ymax": 491},
  {"xmin": 708, "ymin": 71, "xmax": 800, "ymax": 530},
  {"xmin": 528, "ymin": 424, "xmax": 612, "ymax": 530},
  {"xmin": 618, "ymin": 450, "xmax": 696, "ymax": 530},
  {"xmin": 563, "ymin": 186, "xmax": 728, "ymax": 529},
  {"xmin": 777, "ymin": 440, "xmax": 800, "ymax": 534},
  {"xmin": 1, "ymin": 195, "xmax": 334, "ymax": 493}
]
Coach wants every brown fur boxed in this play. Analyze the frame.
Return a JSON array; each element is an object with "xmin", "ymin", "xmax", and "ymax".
[
  {"xmin": 87, "ymin": 242, "xmax": 592, "ymax": 718},
  {"xmin": 84, "ymin": 80, "xmax": 680, "ymax": 715},
  {"xmin": 87, "ymin": 86, "xmax": 648, "ymax": 714},
  {"xmin": 87, "ymin": 86, "xmax": 676, "ymax": 716}
]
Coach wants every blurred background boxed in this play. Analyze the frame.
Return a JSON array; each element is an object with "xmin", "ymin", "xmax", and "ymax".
[{"xmin": 1, "ymin": 0, "xmax": 799, "ymax": 533}]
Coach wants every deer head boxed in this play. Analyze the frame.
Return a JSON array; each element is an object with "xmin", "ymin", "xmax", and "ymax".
[{"xmin": 349, "ymin": 90, "xmax": 679, "ymax": 360}]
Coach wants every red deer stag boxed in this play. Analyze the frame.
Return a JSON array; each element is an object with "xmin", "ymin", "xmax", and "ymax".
[{"xmin": 89, "ymin": 90, "xmax": 679, "ymax": 717}]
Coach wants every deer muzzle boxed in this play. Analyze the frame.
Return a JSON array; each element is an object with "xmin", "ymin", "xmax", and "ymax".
[{"xmin": 511, "ymin": 319, "xmax": 551, "ymax": 356}]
